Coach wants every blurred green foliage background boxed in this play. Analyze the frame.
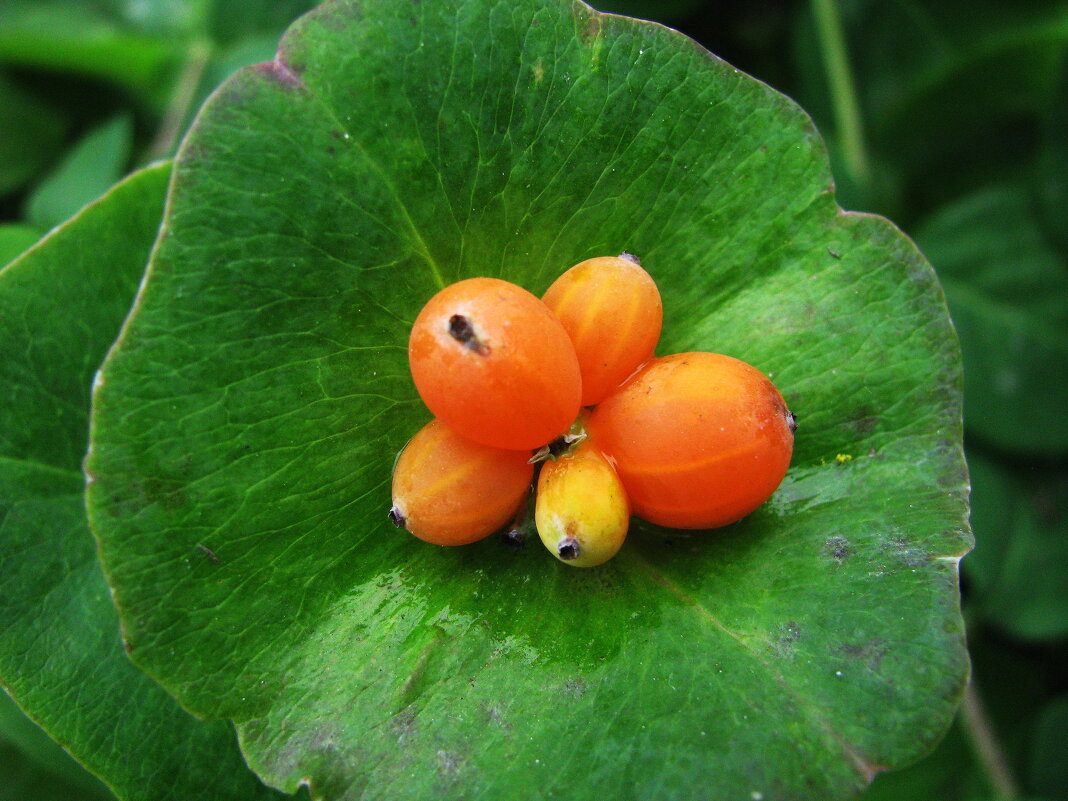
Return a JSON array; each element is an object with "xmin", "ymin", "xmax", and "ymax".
[{"xmin": 1, "ymin": 1, "xmax": 1065, "ymax": 799}]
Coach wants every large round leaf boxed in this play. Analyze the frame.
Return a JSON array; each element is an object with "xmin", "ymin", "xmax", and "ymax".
[{"xmin": 85, "ymin": 1, "xmax": 971, "ymax": 799}]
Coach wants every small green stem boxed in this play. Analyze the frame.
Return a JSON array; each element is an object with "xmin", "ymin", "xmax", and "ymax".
[
  {"xmin": 960, "ymin": 675, "xmax": 1020, "ymax": 799},
  {"xmin": 810, "ymin": 0, "xmax": 871, "ymax": 193},
  {"xmin": 149, "ymin": 39, "xmax": 213, "ymax": 160}
]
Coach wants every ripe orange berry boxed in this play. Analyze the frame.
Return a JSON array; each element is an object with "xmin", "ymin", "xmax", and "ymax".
[
  {"xmin": 390, "ymin": 418, "xmax": 534, "ymax": 545},
  {"xmin": 409, "ymin": 277, "xmax": 582, "ymax": 450},
  {"xmin": 542, "ymin": 253, "xmax": 663, "ymax": 406},
  {"xmin": 589, "ymin": 352, "xmax": 795, "ymax": 529},
  {"xmin": 535, "ymin": 442, "xmax": 630, "ymax": 567}
]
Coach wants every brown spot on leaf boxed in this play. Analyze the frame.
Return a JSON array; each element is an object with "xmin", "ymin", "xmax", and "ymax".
[
  {"xmin": 581, "ymin": 13, "xmax": 602, "ymax": 41},
  {"xmin": 483, "ymin": 703, "xmax": 509, "ymax": 729},
  {"xmin": 436, "ymin": 749, "xmax": 466, "ymax": 780},
  {"xmin": 826, "ymin": 536, "xmax": 851, "ymax": 562},
  {"xmin": 850, "ymin": 405, "xmax": 880, "ymax": 436},
  {"xmin": 841, "ymin": 638, "xmax": 887, "ymax": 670},
  {"xmin": 772, "ymin": 621, "xmax": 802, "ymax": 658},
  {"xmin": 565, "ymin": 678, "xmax": 587, "ymax": 697},
  {"xmin": 779, "ymin": 621, "xmax": 801, "ymax": 644},
  {"xmin": 886, "ymin": 536, "xmax": 927, "ymax": 568},
  {"xmin": 254, "ymin": 60, "xmax": 303, "ymax": 90},
  {"xmin": 390, "ymin": 707, "xmax": 417, "ymax": 744}
]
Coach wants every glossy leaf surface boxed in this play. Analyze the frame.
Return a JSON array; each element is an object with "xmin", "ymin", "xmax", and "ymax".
[{"xmin": 86, "ymin": 2, "xmax": 971, "ymax": 799}]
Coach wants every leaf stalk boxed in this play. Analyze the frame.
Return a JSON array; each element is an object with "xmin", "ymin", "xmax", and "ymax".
[
  {"xmin": 811, "ymin": 0, "xmax": 872, "ymax": 196},
  {"xmin": 960, "ymin": 675, "xmax": 1020, "ymax": 799}
]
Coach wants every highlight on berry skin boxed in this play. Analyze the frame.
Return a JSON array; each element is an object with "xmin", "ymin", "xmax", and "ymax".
[
  {"xmin": 390, "ymin": 418, "xmax": 534, "ymax": 546},
  {"xmin": 408, "ymin": 277, "xmax": 582, "ymax": 451},
  {"xmin": 534, "ymin": 439, "xmax": 630, "ymax": 567},
  {"xmin": 541, "ymin": 252, "xmax": 663, "ymax": 406},
  {"xmin": 589, "ymin": 351, "xmax": 795, "ymax": 530}
]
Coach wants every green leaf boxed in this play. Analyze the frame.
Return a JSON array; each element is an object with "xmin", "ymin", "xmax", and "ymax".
[
  {"xmin": 1028, "ymin": 694, "xmax": 1068, "ymax": 798},
  {"xmin": 0, "ymin": 739, "xmax": 110, "ymax": 801},
  {"xmin": 25, "ymin": 114, "xmax": 134, "ymax": 231},
  {"xmin": 155, "ymin": 33, "xmax": 301, "ymax": 162},
  {"xmin": 0, "ymin": 690, "xmax": 114, "ymax": 800},
  {"xmin": 792, "ymin": 0, "xmax": 1068, "ymax": 217},
  {"xmin": 963, "ymin": 452, "xmax": 1068, "ymax": 641},
  {"xmin": 0, "ymin": 2, "xmax": 174, "ymax": 98},
  {"xmin": 85, "ymin": 2, "xmax": 970, "ymax": 799},
  {"xmin": 1036, "ymin": 55, "xmax": 1068, "ymax": 259},
  {"xmin": 0, "ymin": 225, "xmax": 41, "ymax": 267},
  {"xmin": 205, "ymin": 0, "xmax": 318, "ymax": 44},
  {"xmin": 0, "ymin": 72, "xmax": 67, "ymax": 197},
  {"xmin": 866, "ymin": 0, "xmax": 1068, "ymax": 177},
  {"xmin": 138, "ymin": 4, "xmax": 324, "ymax": 162},
  {"xmin": 591, "ymin": 0, "xmax": 706, "ymax": 23},
  {"xmin": 915, "ymin": 184, "xmax": 1068, "ymax": 453},
  {"xmin": 858, "ymin": 715, "xmax": 987, "ymax": 801},
  {"xmin": 0, "ymin": 163, "xmax": 299, "ymax": 801}
]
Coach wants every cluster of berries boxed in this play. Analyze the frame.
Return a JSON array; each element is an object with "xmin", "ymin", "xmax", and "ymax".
[{"xmin": 389, "ymin": 254, "xmax": 796, "ymax": 567}]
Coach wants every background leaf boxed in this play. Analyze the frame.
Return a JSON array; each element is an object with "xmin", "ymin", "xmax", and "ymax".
[
  {"xmin": 963, "ymin": 452, "xmax": 1068, "ymax": 641},
  {"xmin": 86, "ymin": 1, "xmax": 970, "ymax": 799},
  {"xmin": 0, "ymin": 1, "xmax": 174, "ymax": 99},
  {"xmin": 791, "ymin": 0, "xmax": 1068, "ymax": 217},
  {"xmin": 0, "ymin": 72, "xmax": 68, "ymax": 197},
  {"xmin": 24, "ymin": 113, "xmax": 134, "ymax": 230},
  {"xmin": 914, "ymin": 184, "xmax": 1068, "ymax": 454},
  {"xmin": 1027, "ymin": 694, "xmax": 1068, "ymax": 798},
  {"xmin": 1035, "ymin": 55, "xmax": 1068, "ymax": 260},
  {"xmin": 0, "ymin": 690, "xmax": 115, "ymax": 801},
  {"xmin": 0, "ymin": 163, "xmax": 300, "ymax": 801}
]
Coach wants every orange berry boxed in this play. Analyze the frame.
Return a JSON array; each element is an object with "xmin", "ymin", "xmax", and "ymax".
[
  {"xmin": 589, "ymin": 352, "xmax": 794, "ymax": 529},
  {"xmin": 542, "ymin": 253, "xmax": 662, "ymax": 406},
  {"xmin": 409, "ymin": 277, "xmax": 582, "ymax": 450},
  {"xmin": 535, "ymin": 441, "xmax": 630, "ymax": 567},
  {"xmin": 390, "ymin": 419, "xmax": 534, "ymax": 545}
]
